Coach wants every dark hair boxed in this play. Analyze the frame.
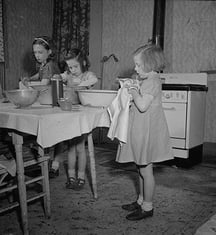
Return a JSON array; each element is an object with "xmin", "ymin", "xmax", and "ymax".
[
  {"xmin": 64, "ymin": 48, "xmax": 90, "ymax": 72},
  {"xmin": 133, "ymin": 43, "xmax": 165, "ymax": 72},
  {"xmin": 32, "ymin": 36, "xmax": 56, "ymax": 60}
]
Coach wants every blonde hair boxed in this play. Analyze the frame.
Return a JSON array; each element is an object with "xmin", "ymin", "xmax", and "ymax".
[{"xmin": 133, "ymin": 44, "xmax": 165, "ymax": 72}]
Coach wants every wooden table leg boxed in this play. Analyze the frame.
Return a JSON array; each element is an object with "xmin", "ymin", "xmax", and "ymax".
[
  {"xmin": 38, "ymin": 146, "xmax": 51, "ymax": 218},
  {"xmin": 87, "ymin": 133, "xmax": 97, "ymax": 199},
  {"xmin": 12, "ymin": 132, "xmax": 29, "ymax": 235}
]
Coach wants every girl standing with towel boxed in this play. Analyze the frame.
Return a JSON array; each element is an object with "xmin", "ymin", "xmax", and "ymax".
[{"xmin": 117, "ymin": 43, "xmax": 173, "ymax": 220}]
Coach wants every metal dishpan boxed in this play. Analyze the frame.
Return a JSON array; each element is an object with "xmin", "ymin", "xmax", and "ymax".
[{"xmin": 5, "ymin": 89, "xmax": 39, "ymax": 108}]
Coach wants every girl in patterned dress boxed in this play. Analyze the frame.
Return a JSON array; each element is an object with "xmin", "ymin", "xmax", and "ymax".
[{"xmin": 20, "ymin": 36, "xmax": 60, "ymax": 86}]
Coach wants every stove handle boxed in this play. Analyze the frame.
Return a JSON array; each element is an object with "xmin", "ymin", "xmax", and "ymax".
[{"xmin": 163, "ymin": 107, "xmax": 176, "ymax": 111}]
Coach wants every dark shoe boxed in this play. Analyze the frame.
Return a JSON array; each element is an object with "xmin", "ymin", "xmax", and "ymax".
[
  {"xmin": 122, "ymin": 201, "xmax": 141, "ymax": 211},
  {"xmin": 126, "ymin": 208, "xmax": 153, "ymax": 221},
  {"xmin": 49, "ymin": 168, "xmax": 59, "ymax": 179},
  {"xmin": 65, "ymin": 177, "xmax": 77, "ymax": 189},
  {"xmin": 74, "ymin": 178, "xmax": 85, "ymax": 191}
]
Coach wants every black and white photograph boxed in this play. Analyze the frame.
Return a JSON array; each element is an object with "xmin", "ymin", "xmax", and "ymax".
[{"xmin": 0, "ymin": 0, "xmax": 216, "ymax": 234}]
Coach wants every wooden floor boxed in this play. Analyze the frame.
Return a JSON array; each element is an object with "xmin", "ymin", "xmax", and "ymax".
[{"xmin": 0, "ymin": 140, "xmax": 215, "ymax": 235}]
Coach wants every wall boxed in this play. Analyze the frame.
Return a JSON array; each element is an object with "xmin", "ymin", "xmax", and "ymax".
[
  {"xmin": 101, "ymin": 0, "xmax": 154, "ymax": 90},
  {"xmin": 95, "ymin": 0, "xmax": 216, "ymax": 77},
  {"xmin": 4, "ymin": 0, "xmax": 53, "ymax": 89},
  {"xmin": 164, "ymin": 0, "xmax": 216, "ymax": 73},
  {"xmin": 0, "ymin": 0, "xmax": 4, "ymax": 62},
  {"xmin": 89, "ymin": 0, "xmax": 103, "ymax": 89}
]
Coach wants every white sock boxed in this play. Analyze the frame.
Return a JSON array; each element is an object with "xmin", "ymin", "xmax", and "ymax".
[
  {"xmin": 137, "ymin": 195, "xmax": 144, "ymax": 205},
  {"xmin": 141, "ymin": 201, "xmax": 153, "ymax": 211},
  {"xmin": 51, "ymin": 161, "xmax": 60, "ymax": 170},
  {"xmin": 68, "ymin": 169, "xmax": 76, "ymax": 178}
]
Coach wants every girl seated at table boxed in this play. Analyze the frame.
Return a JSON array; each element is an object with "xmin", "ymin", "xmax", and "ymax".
[
  {"xmin": 20, "ymin": 36, "xmax": 60, "ymax": 87},
  {"xmin": 50, "ymin": 48, "xmax": 98, "ymax": 190},
  {"xmin": 19, "ymin": 36, "xmax": 62, "ymax": 177}
]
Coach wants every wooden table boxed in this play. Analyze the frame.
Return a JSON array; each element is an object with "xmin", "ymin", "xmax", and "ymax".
[{"xmin": 0, "ymin": 101, "xmax": 110, "ymax": 234}]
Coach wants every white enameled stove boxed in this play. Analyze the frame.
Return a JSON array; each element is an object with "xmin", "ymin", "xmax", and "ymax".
[{"xmin": 160, "ymin": 73, "xmax": 208, "ymax": 167}]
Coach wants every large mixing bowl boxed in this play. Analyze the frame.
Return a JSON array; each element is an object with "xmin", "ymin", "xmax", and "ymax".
[
  {"xmin": 5, "ymin": 89, "xmax": 39, "ymax": 108},
  {"xmin": 77, "ymin": 89, "xmax": 117, "ymax": 107}
]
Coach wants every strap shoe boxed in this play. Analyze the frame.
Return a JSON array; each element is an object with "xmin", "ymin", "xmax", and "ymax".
[
  {"xmin": 122, "ymin": 201, "xmax": 141, "ymax": 211},
  {"xmin": 49, "ymin": 168, "xmax": 59, "ymax": 179},
  {"xmin": 126, "ymin": 208, "xmax": 153, "ymax": 221}
]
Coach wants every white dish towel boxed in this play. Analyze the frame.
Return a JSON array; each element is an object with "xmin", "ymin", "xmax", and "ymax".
[{"xmin": 107, "ymin": 81, "xmax": 132, "ymax": 144}]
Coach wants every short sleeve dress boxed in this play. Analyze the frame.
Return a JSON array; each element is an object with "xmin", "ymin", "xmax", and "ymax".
[
  {"xmin": 116, "ymin": 72, "xmax": 173, "ymax": 165},
  {"xmin": 38, "ymin": 60, "xmax": 60, "ymax": 83}
]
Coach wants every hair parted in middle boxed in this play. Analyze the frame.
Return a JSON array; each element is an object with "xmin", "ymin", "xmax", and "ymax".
[{"xmin": 133, "ymin": 43, "xmax": 165, "ymax": 72}]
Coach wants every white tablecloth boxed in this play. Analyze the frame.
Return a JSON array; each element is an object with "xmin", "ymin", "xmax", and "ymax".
[{"xmin": 0, "ymin": 101, "xmax": 110, "ymax": 148}]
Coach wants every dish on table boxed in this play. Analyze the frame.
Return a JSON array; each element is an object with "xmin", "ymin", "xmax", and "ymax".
[
  {"xmin": 77, "ymin": 89, "xmax": 117, "ymax": 107},
  {"xmin": 5, "ymin": 89, "xmax": 39, "ymax": 108}
]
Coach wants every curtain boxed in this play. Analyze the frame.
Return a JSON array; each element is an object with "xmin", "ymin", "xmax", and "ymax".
[
  {"xmin": 0, "ymin": 0, "xmax": 4, "ymax": 62},
  {"xmin": 52, "ymin": 0, "xmax": 90, "ymax": 66}
]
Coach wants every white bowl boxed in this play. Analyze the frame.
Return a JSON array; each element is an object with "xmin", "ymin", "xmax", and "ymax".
[
  {"xmin": 77, "ymin": 89, "xmax": 117, "ymax": 107},
  {"xmin": 5, "ymin": 89, "xmax": 39, "ymax": 108}
]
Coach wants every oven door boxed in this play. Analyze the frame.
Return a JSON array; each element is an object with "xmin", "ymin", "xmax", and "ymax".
[{"xmin": 162, "ymin": 102, "xmax": 187, "ymax": 148}]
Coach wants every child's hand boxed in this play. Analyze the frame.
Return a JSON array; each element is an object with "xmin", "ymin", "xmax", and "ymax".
[
  {"xmin": 21, "ymin": 77, "xmax": 30, "ymax": 87},
  {"xmin": 122, "ymin": 79, "xmax": 139, "ymax": 89},
  {"xmin": 40, "ymin": 79, "xmax": 49, "ymax": 86},
  {"xmin": 128, "ymin": 87, "xmax": 139, "ymax": 100},
  {"xmin": 52, "ymin": 74, "xmax": 62, "ymax": 80}
]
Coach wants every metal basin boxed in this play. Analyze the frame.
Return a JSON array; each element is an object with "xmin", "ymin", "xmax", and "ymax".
[
  {"xmin": 77, "ymin": 89, "xmax": 117, "ymax": 107},
  {"xmin": 5, "ymin": 89, "xmax": 39, "ymax": 108}
]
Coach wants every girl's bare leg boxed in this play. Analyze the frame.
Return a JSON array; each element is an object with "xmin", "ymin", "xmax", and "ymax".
[
  {"xmin": 126, "ymin": 164, "xmax": 155, "ymax": 220},
  {"xmin": 139, "ymin": 163, "xmax": 155, "ymax": 202},
  {"xmin": 137, "ymin": 169, "xmax": 144, "ymax": 204},
  {"xmin": 76, "ymin": 137, "xmax": 86, "ymax": 180},
  {"xmin": 139, "ymin": 163, "xmax": 155, "ymax": 212},
  {"xmin": 67, "ymin": 144, "xmax": 76, "ymax": 178}
]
